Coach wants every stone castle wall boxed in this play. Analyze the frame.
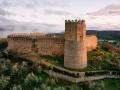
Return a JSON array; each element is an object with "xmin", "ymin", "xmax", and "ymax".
[
  {"xmin": 8, "ymin": 37, "xmax": 33, "ymax": 54},
  {"xmin": 7, "ymin": 34, "xmax": 64, "ymax": 56},
  {"xmin": 8, "ymin": 34, "xmax": 97, "ymax": 55},
  {"xmin": 36, "ymin": 37, "xmax": 64, "ymax": 56}
]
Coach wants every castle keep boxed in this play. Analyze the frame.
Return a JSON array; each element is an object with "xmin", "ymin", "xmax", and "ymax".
[
  {"xmin": 7, "ymin": 20, "xmax": 97, "ymax": 69},
  {"xmin": 64, "ymin": 20, "xmax": 87, "ymax": 69}
]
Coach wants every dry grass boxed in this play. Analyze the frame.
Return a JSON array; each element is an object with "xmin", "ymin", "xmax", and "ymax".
[{"xmin": 0, "ymin": 38, "xmax": 7, "ymax": 43}]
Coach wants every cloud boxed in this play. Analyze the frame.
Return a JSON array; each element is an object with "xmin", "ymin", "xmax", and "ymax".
[
  {"xmin": 0, "ymin": 7, "xmax": 10, "ymax": 16},
  {"xmin": 0, "ymin": 0, "xmax": 120, "ymax": 35},
  {"xmin": 88, "ymin": 4, "xmax": 120, "ymax": 16},
  {"xmin": 0, "ymin": 0, "xmax": 70, "ymax": 23},
  {"xmin": 87, "ymin": 21, "xmax": 120, "ymax": 30},
  {"xmin": 0, "ymin": 0, "xmax": 68, "ymax": 9},
  {"xmin": 45, "ymin": 9, "xmax": 72, "ymax": 16},
  {"xmin": 41, "ymin": 0, "xmax": 69, "ymax": 8},
  {"xmin": 0, "ymin": 20, "xmax": 64, "ymax": 37}
]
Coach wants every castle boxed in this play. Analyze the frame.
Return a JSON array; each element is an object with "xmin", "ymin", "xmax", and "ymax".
[{"xmin": 7, "ymin": 20, "xmax": 97, "ymax": 69}]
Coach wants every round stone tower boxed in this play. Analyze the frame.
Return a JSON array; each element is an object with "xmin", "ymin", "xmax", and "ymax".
[{"xmin": 64, "ymin": 20, "xmax": 87, "ymax": 69}]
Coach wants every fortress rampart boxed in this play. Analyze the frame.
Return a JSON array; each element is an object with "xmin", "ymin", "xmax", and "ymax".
[
  {"xmin": 7, "ymin": 19, "xmax": 98, "ymax": 69},
  {"xmin": 7, "ymin": 35, "xmax": 33, "ymax": 53},
  {"xmin": 8, "ymin": 34, "xmax": 64, "ymax": 56},
  {"xmin": 36, "ymin": 37, "xmax": 64, "ymax": 56}
]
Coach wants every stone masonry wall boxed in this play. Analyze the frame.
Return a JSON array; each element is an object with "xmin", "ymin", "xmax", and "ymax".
[
  {"xmin": 86, "ymin": 35, "xmax": 98, "ymax": 51},
  {"xmin": 8, "ymin": 35, "xmax": 97, "ymax": 55},
  {"xmin": 7, "ymin": 35, "xmax": 64, "ymax": 56},
  {"xmin": 36, "ymin": 37, "xmax": 64, "ymax": 56},
  {"xmin": 8, "ymin": 37, "xmax": 32, "ymax": 54},
  {"xmin": 64, "ymin": 20, "xmax": 87, "ymax": 69}
]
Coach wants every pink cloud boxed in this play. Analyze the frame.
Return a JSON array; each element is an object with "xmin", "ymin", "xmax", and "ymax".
[
  {"xmin": 92, "ymin": 23, "xmax": 120, "ymax": 30},
  {"xmin": 88, "ymin": 4, "xmax": 120, "ymax": 16}
]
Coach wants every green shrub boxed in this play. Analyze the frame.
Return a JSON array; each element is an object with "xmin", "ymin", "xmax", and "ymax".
[
  {"xmin": 0, "ymin": 75, "xmax": 10, "ymax": 89},
  {"xmin": 11, "ymin": 84, "xmax": 22, "ymax": 90},
  {"xmin": 24, "ymin": 72, "xmax": 38, "ymax": 85}
]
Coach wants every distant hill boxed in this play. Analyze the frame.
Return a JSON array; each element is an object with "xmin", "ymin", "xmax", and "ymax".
[
  {"xmin": 47, "ymin": 30, "xmax": 120, "ymax": 40},
  {"xmin": 87, "ymin": 30, "xmax": 120, "ymax": 40}
]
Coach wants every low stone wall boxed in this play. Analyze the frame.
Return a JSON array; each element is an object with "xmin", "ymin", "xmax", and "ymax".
[
  {"xmin": 40, "ymin": 60, "xmax": 85, "ymax": 77},
  {"xmin": 40, "ymin": 60, "xmax": 120, "ymax": 83},
  {"xmin": 44, "ymin": 70, "xmax": 76, "ymax": 83},
  {"xmin": 44, "ymin": 70, "xmax": 120, "ymax": 83}
]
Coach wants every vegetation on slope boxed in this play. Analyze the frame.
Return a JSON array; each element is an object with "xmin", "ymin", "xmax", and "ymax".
[
  {"xmin": 0, "ymin": 51, "xmax": 86, "ymax": 90},
  {"xmin": 0, "ymin": 40, "xmax": 120, "ymax": 90},
  {"xmin": 87, "ymin": 41, "xmax": 120, "ymax": 71},
  {"xmin": 1, "ymin": 54, "xmax": 120, "ymax": 90}
]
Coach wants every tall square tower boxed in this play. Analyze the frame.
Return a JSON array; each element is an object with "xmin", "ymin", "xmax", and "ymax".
[{"xmin": 64, "ymin": 20, "xmax": 87, "ymax": 69}]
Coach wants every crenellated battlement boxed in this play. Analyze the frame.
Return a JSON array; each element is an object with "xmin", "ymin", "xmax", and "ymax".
[
  {"xmin": 8, "ymin": 33, "xmax": 45, "ymax": 41},
  {"xmin": 65, "ymin": 19, "xmax": 85, "ymax": 24},
  {"xmin": 8, "ymin": 33, "xmax": 44, "ymax": 38},
  {"xmin": 65, "ymin": 19, "xmax": 86, "ymax": 41}
]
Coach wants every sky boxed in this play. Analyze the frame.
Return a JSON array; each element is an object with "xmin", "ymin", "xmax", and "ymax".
[{"xmin": 0, "ymin": 0, "xmax": 120, "ymax": 37}]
